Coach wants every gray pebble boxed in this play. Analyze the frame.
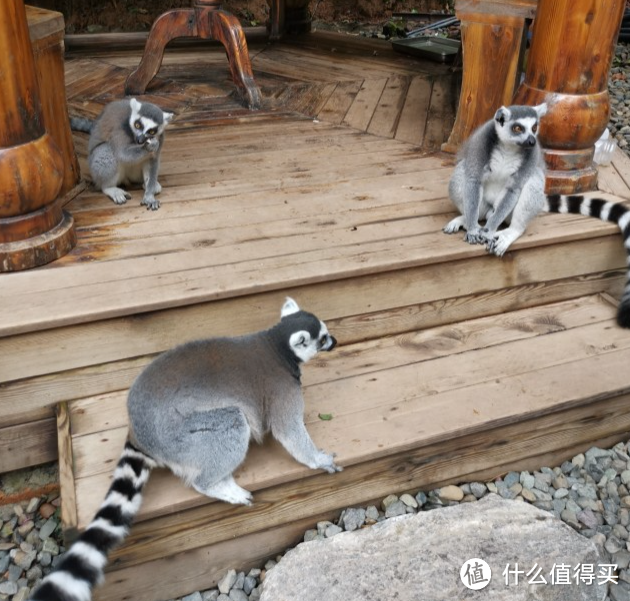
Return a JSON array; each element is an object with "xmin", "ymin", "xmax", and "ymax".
[
  {"xmin": 38, "ymin": 519, "xmax": 57, "ymax": 541},
  {"xmin": 243, "ymin": 576, "xmax": 256, "ymax": 595},
  {"xmin": 324, "ymin": 524, "xmax": 343, "ymax": 537},
  {"xmin": 182, "ymin": 592, "xmax": 203, "ymax": 601},
  {"xmin": 606, "ymin": 535, "xmax": 625, "ymax": 554},
  {"xmin": 202, "ymin": 592, "xmax": 219, "ymax": 601},
  {"xmin": 470, "ymin": 482, "xmax": 487, "ymax": 498},
  {"xmin": 365, "ymin": 505, "xmax": 380, "ymax": 521},
  {"xmin": 229, "ymin": 590, "xmax": 248, "ymax": 601},
  {"xmin": 0, "ymin": 582, "xmax": 18, "ymax": 596},
  {"xmin": 218, "ymin": 570, "xmax": 237, "ymax": 595},
  {"xmin": 385, "ymin": 500, "xmax": 408, "ymax": 518},
  {"xmin": 342, "ymin": 507, "xmax": 366, "ymax": 531},
  {"xmin": 233, "ymin": 572, "xmax": 245, "ymax": 591}
]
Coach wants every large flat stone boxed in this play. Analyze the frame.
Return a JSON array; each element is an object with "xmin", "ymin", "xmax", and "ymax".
[{"xmin": 260, "ymin": 495, "xmax": 607, "ymax": 601}]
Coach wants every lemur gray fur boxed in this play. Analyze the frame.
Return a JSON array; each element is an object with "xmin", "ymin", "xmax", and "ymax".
[
  {"xmin": 29, "ymin": 298, "xmax": 340, "ymax": 601},
  {"xmin": 70, "ymin": 98, "xmax": 173, "ymax": 210},
  {"xmin": 444, "ymin": 103, "xmax": 630, "ymax": 328}
]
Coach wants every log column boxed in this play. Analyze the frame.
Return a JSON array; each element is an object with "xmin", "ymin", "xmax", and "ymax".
[
  {"xmin": 513, "ymin": 0, "xmax": 625, "ymax": 193},
  {"xmin": 0, "ymin": 0, "xmax": 75, "ymax": 271}
]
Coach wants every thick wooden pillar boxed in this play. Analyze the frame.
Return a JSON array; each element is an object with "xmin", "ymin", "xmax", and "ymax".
[
  {"xmin": 514, "ymin": 0, "xmax": 625, "ymax": 193},
  {"xmin": 442, "ymin": 0, "xmax": 537, "ymax": 154},
  {"xmin": 0, "ymin": 0, "xmax": 75, "ymax": 271}
]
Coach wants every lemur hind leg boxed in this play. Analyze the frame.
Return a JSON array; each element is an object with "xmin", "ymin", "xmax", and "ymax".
[
  {"xmin": 90, "ymin": 144, "xmax": 131, "ymax": 205},
  {"xmin": 444, "ymin": 162, "xmax": 492, "ymax": 243},
  {"xmin": 163, "ymin": 406, "xmax": 254, "ymax": 505}
]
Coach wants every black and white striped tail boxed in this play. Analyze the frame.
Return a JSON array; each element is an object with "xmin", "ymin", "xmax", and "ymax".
[
  {"xmin": 29, "ymin": 442, "xmax": 156, "ymax": 601},
  {"xmin": 544, "ymin": 194, "xmax": 630, "ymax": 328},
  {"xmin": 69, "ymin": 117, "xmax": 94, "ymax": 134}
]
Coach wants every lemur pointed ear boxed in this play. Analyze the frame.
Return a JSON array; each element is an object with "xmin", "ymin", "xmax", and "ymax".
[
  {"xmin": 281, "ymin": 297, "xmax": 301, "ymax": 317},
  {"xmin": 494, "ymin": 106, "xmax": 510, "ymax": 126},
  {"xmin": 163, "ymin": 112, "xmax": 174, "ymax": 125},
  {"xmin": 129, "ymin": 97, "xmax": 141, "ymax": 111},
  {"xmin": 534, "ymin": 103, "xmax": 548, "ymax": 118}
]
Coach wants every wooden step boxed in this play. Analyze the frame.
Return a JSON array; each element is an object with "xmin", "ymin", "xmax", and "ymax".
[{"xmin": 57, "ymin": 294, "xmax": 630, "ymax": 601}]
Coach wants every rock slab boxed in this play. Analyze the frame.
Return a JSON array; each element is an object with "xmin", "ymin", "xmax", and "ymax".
[{"xmin": 260, "ymin": 495, "xmax": 607, "ymax": 601}]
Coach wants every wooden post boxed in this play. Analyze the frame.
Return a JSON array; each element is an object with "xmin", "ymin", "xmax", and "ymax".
[
  {"xmin": 267, "ymin": 0, "xmax": 310, "ymax": 36},
  {"xmin": 0, "ymin": 0, "xmax": 75, "ymax": 271},
  {"xmin": 513, "ymin": 0, "xmax": 626, "ymax": 193},
  {"xmin": 442, "ymin": 0, "xmax": 537, "ymax": 154}
]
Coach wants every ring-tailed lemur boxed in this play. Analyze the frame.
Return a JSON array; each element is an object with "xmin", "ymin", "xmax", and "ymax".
[
  {"xmin": 29, "ymin": 298, "xmax": 341, "ymax": 601},
  {"xmin": 70, "ymin": 98, "xmax": 173, "ymax": 210},
  {"xmin": 444, "ymin": 103, "xmax": 630, "ymax": 328}
]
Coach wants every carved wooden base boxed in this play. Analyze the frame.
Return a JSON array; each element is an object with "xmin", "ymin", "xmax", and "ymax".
[
  {"xmin": 125, "ymin": 7, "xmax": 262, "ymax": 110},
  {"xmin": 0, "ymin": 204, "xmax": 76, "ymax": 271}
]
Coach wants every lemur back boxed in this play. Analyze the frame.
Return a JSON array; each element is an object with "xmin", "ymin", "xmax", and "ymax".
[
  {"xmin": 70, "ymin": 98, "xmax": 173, "ymax": 210},
  {"xmin": 29, "ymin": 298, "xmax": 340, "ymax": 601},
  {"xmin": 444, "ymin": 103, "xmax": 630, "ymax": 328}
]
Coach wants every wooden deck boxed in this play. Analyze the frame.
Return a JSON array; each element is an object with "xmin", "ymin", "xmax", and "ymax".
[{"xmin": 2, "ymin": 30, "xmax": 630, "ymax": 601}]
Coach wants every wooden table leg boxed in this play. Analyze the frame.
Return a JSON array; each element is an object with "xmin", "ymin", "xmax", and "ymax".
[
  {"xmin": 513, "ymin": 0, "xmax": 626, "ymax": 193},
  {"xmin": 208, "ymin": 10, "xmax": 262, "ymax": 109},
  {"xmin": 0, "ymin": 0, "xmax": 75, "ymax": 271},
  {"xmin": 125, "ymin": 2, "xmax": 262, "ymax": 110},
  {"xmin": 125, "ymin": 9, "xmax": 197, "ymax": 97}
]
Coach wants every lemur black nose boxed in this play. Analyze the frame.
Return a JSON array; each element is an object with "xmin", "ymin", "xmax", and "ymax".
[
  {"xmin": 527, "ymin": 136, "xmax": 536, "ymax": 146},
  {"xmin": 326, "ymin": 336, "xmax": 337, "ymax": 351}
]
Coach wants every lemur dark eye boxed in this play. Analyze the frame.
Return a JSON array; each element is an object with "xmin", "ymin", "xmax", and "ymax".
[
  {"xmin": 134, "ymin": 120, "xmax": 142, "ymax": 130},
  {"xmin": 532, "ymin": 124, "xmax": 538, "ymax": 133},
  {"xmin": 512, "ymin": 124, "xmax": 524, "ymax": 134},
  {"xmin": 147, "ymin": 128, "xmax": 157, "ymax": 136},
  {"xmin": 319, "ymin": 335, "xmax": 327, "ymax": 345}
]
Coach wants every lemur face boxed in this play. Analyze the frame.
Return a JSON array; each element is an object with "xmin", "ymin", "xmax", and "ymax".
[
  {"xmin": 281, "ymin": 297, "xmax": 337, "ymax": 363},
  {"xmin": 494, "ymin": 103, "xmax": 548, "ymax": 148},
  {"xmin": 128, "ymin": 98, "xmax": 174, "ymax": 145}
]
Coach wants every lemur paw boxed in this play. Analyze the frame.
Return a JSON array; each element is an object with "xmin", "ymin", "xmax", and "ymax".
[
  {"xmin": 463, "ymin": 230, "xmax": 485, "ymax": 245},
  {"xmin": 443, "ymin": 216, "xmax": 465, "ymax": 234},
  {"xmin": 104, "ymin": 187, "xmax": 131, "ymax": 205},
  {"xmin": 486, "ymin": 237, "xmax": 508, "ymax": 257},
  {"xmin": 144, "ymin": 138, "xmax": 159, "ymax": 153},
  {"xmin": 313, "ymin": 451, "xmax": 343, "ymax": 474},
  {"xmin": 141, "ymin": 195, "xmax": 160, "ymax": 210}
]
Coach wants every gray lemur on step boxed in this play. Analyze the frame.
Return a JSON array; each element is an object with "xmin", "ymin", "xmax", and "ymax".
[
  {"xmin": 29, "ymin": 298, "xmax": 340, "ymax": 601},
  {"xmin": 70, "ymin": 98, "xmax": 173, "ymax": 210},
  {"xmin": 444, "ymin": 103, "xmax": 630, "ymax": 328}
]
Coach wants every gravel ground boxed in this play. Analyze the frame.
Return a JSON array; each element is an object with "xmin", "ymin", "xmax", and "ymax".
[
  {"xmin": 2, "ymin": 37, "xmax": 630, "ymax": 601},
  {"xmin": 3, "ymin": 440, "xmax": 630, "ymax": 601},
  {"xmin": 608, "ymin": 42, "xmax": 630, "ymax": 158}
]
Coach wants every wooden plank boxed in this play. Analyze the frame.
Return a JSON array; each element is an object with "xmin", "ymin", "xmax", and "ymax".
[
  {"xmin": 342, "ymin": 78, "xmax": 388, "ymax": 132},
  {"xmin": 366, "ymin": 75, "xmax": 410, "ymax": 139},
  {"xmin": 423, "ymin": 74, "xmax": 456, "ymax": 151},
  {"xmin": 57, "ymin": 403, "xmax": 79, "ymax": 536},
  {"xmin": 0, "ymin": 418, "xmax": 57, "ymax": 472},
  {"xmin": 394, "ymin": 75, "xmax": 433, "ymax": 146},
  {"xmin": 317, "ymin": 80, "xmax": 363, "ymax": 125}
]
